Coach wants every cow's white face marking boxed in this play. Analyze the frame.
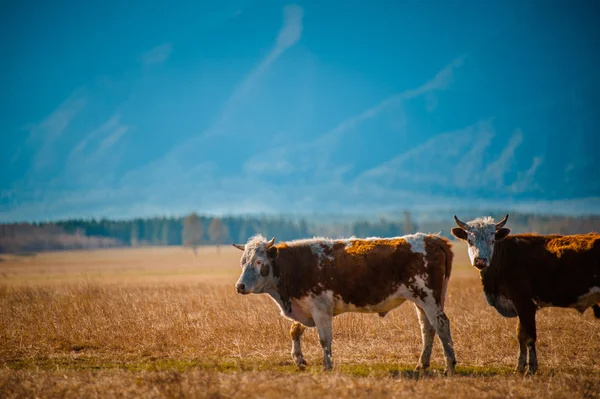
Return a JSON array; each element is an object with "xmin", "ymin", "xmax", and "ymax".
[
  {"xmin": 234, "ymin": 234, "xmax": 276, "ymax": 294},
  {"xmin": 466, "ymin": 221, "xmax": 496, "ymax": 268},
  {"xmin": 452, "ymin": 216, "xmax": 510, "ymax": 271}
]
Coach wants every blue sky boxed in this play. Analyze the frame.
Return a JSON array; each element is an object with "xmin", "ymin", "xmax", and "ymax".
[{"xmin": 1, "ymin": 0, "xmax": 599, "ymax": 222}]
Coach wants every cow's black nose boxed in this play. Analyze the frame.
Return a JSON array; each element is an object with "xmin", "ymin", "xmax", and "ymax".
[
  {"xmin": 473, "ymin": 257, "xmax": 488, "ymax": 270},
  {"xmin": 236, "ymin": 283, "xmax": 246, "ymax": 293}
]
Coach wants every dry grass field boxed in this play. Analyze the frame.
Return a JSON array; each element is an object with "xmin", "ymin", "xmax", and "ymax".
[{"xmin": 1, "ymin": 242, "xmax": 599, "ymax": 398}]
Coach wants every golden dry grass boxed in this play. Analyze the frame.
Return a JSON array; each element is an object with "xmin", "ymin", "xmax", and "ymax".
[{"xmin": 1, "ymin": 243, "xmax": 599, "ymax": 398}]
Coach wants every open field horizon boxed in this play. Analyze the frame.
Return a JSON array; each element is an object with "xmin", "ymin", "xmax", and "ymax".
[{"xmin": 1, "ymin": 243, "xmax": 599, "ymax": 398}]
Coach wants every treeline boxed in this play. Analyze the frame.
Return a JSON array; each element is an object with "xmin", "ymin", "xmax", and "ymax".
[
  {"xmin": 0, "ymin": 214, "xmax": 414, "ymax": 254},
  {"xmin": 0, "ymin": 223, "xmax": 121, "ymax": 253},
  {"xmin": 1, "ymin": 211, "xmax": 599, "ymax": 254}
]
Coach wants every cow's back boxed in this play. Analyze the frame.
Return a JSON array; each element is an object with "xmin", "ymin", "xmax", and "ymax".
[{"xmin": 327, "ymin": 237, "xmax": 421, "ymax": 308}]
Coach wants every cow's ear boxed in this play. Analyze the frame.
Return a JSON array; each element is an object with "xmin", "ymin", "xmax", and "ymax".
[
  {"xmin": 267, "ymin": 246, "xmax": 278, "ymax": 259},
  {"xmin": 451, "ymin": 227, "xmax": 468, "ymax": 241},
  {"xmin": 495, "ymin": 228, "xmax": 510, "ymax": 241}
]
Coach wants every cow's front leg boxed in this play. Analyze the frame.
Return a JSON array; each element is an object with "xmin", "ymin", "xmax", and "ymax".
[
  {"xmin": 312, "ymin": 309, "xmax": 334, "ymax": 371},
  {"xmin": 515, "ymin": 299, "xmax": 538, "ymax": 375},
  {"xmin": 290, "ymin": 322, "xmax": 307, "ymax": 370},
  {"xmin": 515, "ymin": 319, "xmax": 527, "ymax": 373}
]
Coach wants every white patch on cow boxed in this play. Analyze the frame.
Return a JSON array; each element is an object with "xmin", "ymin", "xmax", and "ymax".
[
  {"xmin": 270, "ymin": 290, "xmax": 338, "ymax": 327},
  {"xmin": 410, "ymin": 274, "xmax": 436, "ymax": 305},
  {"xmin": 310, "ymin": 242, "xmax": 334, "ymax": 268},
  {"xmin": 286, "ymin": 294, "xmax": 318, "ymax": 326},
  {"xmin": 345, "ymin": 238, "xmax": 355, "ymax": 249},
  {"xmin": 287, "ymin": 236, "xmax": 337, "ymax": 246},
  {"xmin": 403, "ymin": 233, "xmax": 428, "ymax": 255},
  {"xmin": 314, "ymin": 290, "xmax": 335, "ymax": 309},
  {"xmin": 440, "ymin": 277, "xmax": 449, "ymax": 308}
]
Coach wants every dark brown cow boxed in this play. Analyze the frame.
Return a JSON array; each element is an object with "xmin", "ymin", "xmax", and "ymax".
[
  {"xmin": 233, "ymin": 233, "xmax": 457, "ymax": 374},
  {"xmin": 452, "ymin": 214, "xmax": 600, "ymax": 374}
]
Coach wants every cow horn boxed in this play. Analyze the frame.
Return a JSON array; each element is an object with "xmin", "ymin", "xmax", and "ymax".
[
  {"xmin": 265, "ymin": 237, "xmax": 275, "ymax": 249},
  {"xmin": 453, "ymin": 215, "xmax": 470, "ymax": 230},
  {"xmin": 496, "ymin": 214, "xmax": 509, "ymax": 229},
  {"xmin": 232, "ymin": 243, "xmax": 245, "ymax": 251}
]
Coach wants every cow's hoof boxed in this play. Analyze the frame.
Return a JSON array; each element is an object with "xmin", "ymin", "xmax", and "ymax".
[
  {"xmin": 444, "ymin": 367, "xmax": 456, "ymax": 377},
  {"xmin": 526, "ymin": 363, "xmax": 538, "ymax": 375},
  {"xmin": 414, "ymin": 365, "xmax": 428, "ymax": 378},
  {"xmin": 295, "ymin": 358, "xmax": 307, "ymax": 371},
  {"xmin": 515, "ymin": 363, "xmax": 526, "ymax": 374}
]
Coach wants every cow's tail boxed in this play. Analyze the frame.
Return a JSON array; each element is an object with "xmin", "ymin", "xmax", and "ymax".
[
  {"xmin": 593, "ymin": 304, "xmax": 600, "ymax": 319},
  {"xmin": 433, "ymin": 235, "xmax": 454, "ymax": 309}
]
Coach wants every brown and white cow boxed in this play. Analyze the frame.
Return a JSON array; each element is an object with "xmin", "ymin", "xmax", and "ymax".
[
  {"xmin": 233, "ymin": 233, "xmax": 457, "ymax": 374},
  {"xmin": 451, "ymin": 214, "xmax": 600, "ymax": 374}
]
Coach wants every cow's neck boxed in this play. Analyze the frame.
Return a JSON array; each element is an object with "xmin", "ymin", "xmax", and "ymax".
[
  {"xmin": 271, "ymin": 254, "xmax": 294, "ymax": 312},
  {"xmin": 480, "ymin": 265, "xmax": 499, "ymax": 294},
  {"xmin": 480, "ymin": 241, "xmax": 509, "ymax": 296},
  {"xmin": 479, "ymin": 247, "xmax": 519, "ymax": 318},
  {"xmin": 479, "ymin": 239, "xmax": 511, "ymax": 295},
  {"xmin": 264, "ymin": 285, "xmax": 292, "ymax": 312},
  {"xmin": 480, "ymin": 251, "xmax": 504, "ymax": 296},
  {"xmin": 264, "ymin": 259, "xmax": 293, "ymax": 314}
]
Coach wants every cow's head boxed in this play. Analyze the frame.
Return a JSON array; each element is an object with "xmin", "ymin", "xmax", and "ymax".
[
  {"xmin": 233, "ymin": 234, "xmax": 278, "ymax": 295},
  {"xmin": 451, "ymin": 215, "xmax": 511, "ymax": 271}
]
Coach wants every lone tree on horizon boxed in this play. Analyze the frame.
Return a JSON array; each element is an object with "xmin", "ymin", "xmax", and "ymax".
[
  {"xmin": 209, "ymin": 218, "xmax": 229, "ymax": 254},
  {"xmin": 403, "ymin": 211, "xmax": 414, "ymax": 235},
  {"xmin": 182, "ymin": 213, "xmax": 203, "ymax": 255}
]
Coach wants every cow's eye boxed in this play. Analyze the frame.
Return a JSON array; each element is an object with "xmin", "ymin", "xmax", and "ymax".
[{"xmin": 255, "ymin": 259, "xmax": 263, "ymax": 266}]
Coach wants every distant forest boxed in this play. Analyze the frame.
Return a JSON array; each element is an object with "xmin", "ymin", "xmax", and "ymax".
[
  {"xmin": 1, "ymin": 212, "xmax": 599, "ymax": 254},
  {"xmin": 0, "ymin": 213, "xmax": 413, "ymax": 254}
]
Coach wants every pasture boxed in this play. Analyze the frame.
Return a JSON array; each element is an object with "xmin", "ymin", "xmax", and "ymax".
[{"xmin": 1, "ymin": 243, "xmax": 599, "ymax": 398}]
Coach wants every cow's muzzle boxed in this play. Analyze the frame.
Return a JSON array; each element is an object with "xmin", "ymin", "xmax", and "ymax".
[
  {"xmin": 236, "ymin": 282, "xmax": 249, "ymax": 295},
  {"xmin": 473, "ymin": 257, "xmax": 488, "ymax": 270}
]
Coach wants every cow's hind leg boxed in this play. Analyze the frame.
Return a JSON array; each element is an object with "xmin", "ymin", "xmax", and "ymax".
[
  {"xmin": 290, "ymin": 322, "xmax": 307, "ymax": 370},
  {"xmin": 312, "ymin": 308, "xmax": 334, "ymax": 371},
  {"xmin": 515, "ymin": 319, "xmax": 527, "ymax": 373},
  {"xmin": 414, "ymin": 303, "xmax": 436, "ymax": 375},
  {"xmin": 420, "ymin": 303, "xmax": 457, "ymax": 376}
]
